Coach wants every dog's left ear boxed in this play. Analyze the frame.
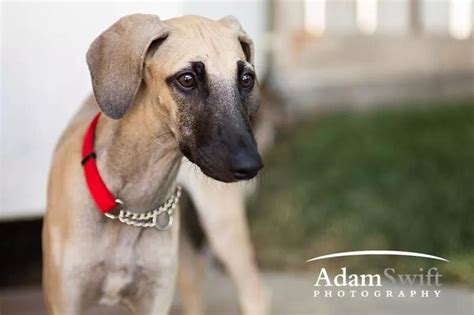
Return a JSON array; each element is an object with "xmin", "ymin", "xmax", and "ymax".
[
  {"xmin": 219, "ymin": 16, "xmax": 259, "ymax": 115},
  {"xmin": 219, "ymin": 16, "xmax": 255, "ymax": 65},
  {"xmin": 87, "ymin": 14, "xmax": 171, "ymax": 119}
]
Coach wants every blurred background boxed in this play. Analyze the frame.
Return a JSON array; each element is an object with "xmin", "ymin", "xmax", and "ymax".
[{"xmin": 1, "ymin": 0, "xmax": 474, "ymax": 314}]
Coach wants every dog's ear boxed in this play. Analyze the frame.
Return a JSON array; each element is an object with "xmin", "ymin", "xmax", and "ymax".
[
  {"xmin": 219, "ymin": 16, "xmax": 255, "ymax": 65},
  {"xmin": 219, "ymin": 16, "xmax": 259, "ymax": 115},
  {"xmin": 87, "ymin": 14, "xmax": 170, "ymax": 119}
]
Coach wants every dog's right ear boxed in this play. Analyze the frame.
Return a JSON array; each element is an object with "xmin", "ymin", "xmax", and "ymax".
[
  {"xmin": 87, "ymin": 14, "xmax": 170, "ymax": 119},
  {"xmin": 219, "ymin": 16, "xmax": 255, "ymax": 65}
]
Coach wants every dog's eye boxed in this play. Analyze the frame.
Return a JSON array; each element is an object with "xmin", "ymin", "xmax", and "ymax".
[
  {"xmin": 239, "ymin": 73, "xmax": 254, "ymax": 89},
  {"xmin": 177, "ymin": 73, "xmax": 197, "ymax": 89}
]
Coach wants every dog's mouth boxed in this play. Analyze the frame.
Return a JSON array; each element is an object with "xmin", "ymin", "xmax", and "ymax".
[
  {"xmin": 179, "ymin": 143, "xmax": 263, "ymax": 183},
  {"xmin": 195, "ymin": 160, "xmax": 240, "ymax": 183}
]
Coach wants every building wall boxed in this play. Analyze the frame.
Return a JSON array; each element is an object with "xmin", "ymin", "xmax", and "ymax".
[{"xmin": 271, "ymin": 0, "xmax": 474, "ymax": 114}]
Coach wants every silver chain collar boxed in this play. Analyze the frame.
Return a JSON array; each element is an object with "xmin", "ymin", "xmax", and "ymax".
[{"xmin": 104, "ymin": 186, "xmax": 182, "ymax": 230}]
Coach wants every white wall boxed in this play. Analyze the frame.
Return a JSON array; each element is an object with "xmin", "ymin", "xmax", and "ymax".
[{"xmin": 0, "ymin": 1, "xmax": 266, "ymax": 220}]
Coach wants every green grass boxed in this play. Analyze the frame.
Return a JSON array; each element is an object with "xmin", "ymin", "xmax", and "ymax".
[{"xmin": 248, "ymin": 101, "xmax": 474, "ymax": 286}]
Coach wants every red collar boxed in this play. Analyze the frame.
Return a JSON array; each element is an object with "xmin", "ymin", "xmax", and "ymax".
[{"xmin": 81, "ymin": 113, "xmax": 118, "ymax": 213}]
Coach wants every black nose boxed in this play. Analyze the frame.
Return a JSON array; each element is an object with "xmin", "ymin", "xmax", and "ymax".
[{"xmin": 231, "ymin": 151, "xmax": 263, "ymax": 180}]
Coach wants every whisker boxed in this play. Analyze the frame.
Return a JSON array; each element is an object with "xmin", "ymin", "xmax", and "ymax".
[{"xmin": 155, "ymin": 131, "xmax": 174, "ymax": 140}]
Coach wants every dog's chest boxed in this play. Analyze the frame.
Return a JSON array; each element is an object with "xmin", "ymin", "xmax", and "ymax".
[
  {"xmin": 90, "ymin": 221, "xmax": 178, "ymax": 306},
  {"xmin": 91, "ymin": 224, "xmax": 140, "ymax": 305}
]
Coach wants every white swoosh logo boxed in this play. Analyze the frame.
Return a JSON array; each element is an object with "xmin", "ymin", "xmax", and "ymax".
[{"xmin": 306, "ymin": 250, "xmax": 449, "ymax": 262}]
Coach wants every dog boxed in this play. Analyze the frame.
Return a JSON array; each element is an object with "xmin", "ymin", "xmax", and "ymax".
[
  {"xmin": 42, "ymin": 14, "xmax": 263, "ymax": 315},
  {"xmin": 176, "ymin": 90, "xmax": 275, "ymax": 315}
]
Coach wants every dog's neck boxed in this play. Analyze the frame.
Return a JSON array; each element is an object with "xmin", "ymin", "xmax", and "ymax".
[{"xmin": 93, "ymin": 96, "xmax": 182, "ymax": 212}]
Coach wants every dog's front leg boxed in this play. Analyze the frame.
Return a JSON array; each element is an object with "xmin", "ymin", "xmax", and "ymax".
[
  {"xmin": 186, "ymin": 182, "xmax": 271, "ymax": 315},
  {"xmin": 133, "ymin": 275, "xmax": 177, "ymax": 315},
  {"xmin": 43, "ymin": 258, "xmax": 85, "ymax": 315},
  {"xmin": 132, "ymin": 268, "xmax": 177, "ymax": 315},
  {"xmin": 177, "ymin": 229, "xmax": 207, "ymax": 315},
  {"xmin": 44, "ymin": 278, "xmax": 83, "ymax": 315},
  {"xmin": 129, "ymin": 223, "xmax": 180, "ymax": 315},
  {"xmin": 43, "ymin": 221, "xmax": 87, "ymax": 315}
]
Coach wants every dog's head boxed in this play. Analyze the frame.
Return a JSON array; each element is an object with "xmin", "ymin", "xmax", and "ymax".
[{"xmin": 87, "ymin": 14, "xmax": 262, "ymax": 182}]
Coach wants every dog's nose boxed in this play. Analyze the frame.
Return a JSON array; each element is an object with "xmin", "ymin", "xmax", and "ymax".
[{"xmin": 231, "ymin": 151, "xmax": 263, "ymax": 180}]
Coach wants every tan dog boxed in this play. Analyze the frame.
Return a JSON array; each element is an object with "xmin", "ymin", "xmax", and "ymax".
[{"xmin": 42, "ymin": 14, "xmax": 263, "ymax": 315}]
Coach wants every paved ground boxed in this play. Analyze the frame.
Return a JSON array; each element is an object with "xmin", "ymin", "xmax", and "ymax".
[{"xmin": 1, "ymin": 271, "xmax": 473, "ymax": 315}]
